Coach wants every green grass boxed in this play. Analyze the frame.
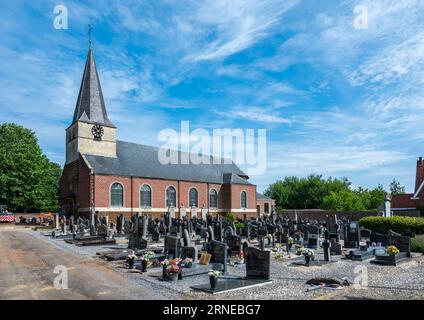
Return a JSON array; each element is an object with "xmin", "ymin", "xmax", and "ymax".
[
  {"xmin": 33, "ymin": 225, "xmax": 55, "ymax": 231},
  {"xmin": 411, "ymin": 235, "xmax": 424, "ymax": 253}
]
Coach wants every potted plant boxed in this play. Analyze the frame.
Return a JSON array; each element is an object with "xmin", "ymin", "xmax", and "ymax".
[
  {"xmin": 288, "ymin": 237, "xmax": 294, "ymax": 250},
  {"xmin": 208, "ymin": 269, "xmax": 221, "ymax": 289},
  {"xmin": 144, "ymin": 251, "xmax": 155, "ymax": 260},
  {"xmin": 236, "ymin": 252, "xmax": 244, "ymax": 264},
  {"xmin": 127, "ymin": 253, "xmax": 137, "ymax": 269},
  {"xmin": 274, "ymin": 252, "xmax": 284, "ymax": 260},
  {"xmin": 166, "ymin": 264, "xmax": 182, "ymax": 281},
  {"xmin": 141, "ymin": 251, "xmax": 156, "ymax": 272},
  {"xmin": 386, "ymin": 245, "xmax": 399, "ymax": 261},
  {"xmin": 180, "ymin": 258, "xmax": 193, "ymax": 268},
  {"xmin": 298, "ymin": 247, "xmax": 314, "ymax": 265},
  {"xmin": 161, "ymin": 259, "xmax": 170, "ymax": 279}
]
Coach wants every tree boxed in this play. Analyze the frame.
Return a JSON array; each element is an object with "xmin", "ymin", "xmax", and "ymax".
[
  {"xmin": 264, "ymin": 174, "xmax": 351, "ymax": 209},
  {"xmin": 0, "ymin": 123, "xmax": 62, "ymax": 212},
  {"xmin": 322, "ymin": 191, "xmax": 366, "ymax": 211},
  {"xmin": 265, "ymin": 174, "xmax": 387, "ymax": 211},
  {"xmin": 354, "ymin": 185, "xmax": 386, "ymax": 210},
  {"xmin": 390, "ymin": 179, "xmax": 405, "ymax": 195}
]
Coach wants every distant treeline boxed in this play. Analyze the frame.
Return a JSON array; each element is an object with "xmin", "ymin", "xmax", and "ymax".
[{"xmin": 264, "ymin": 174, "xmax": 405, "ymax": 211}]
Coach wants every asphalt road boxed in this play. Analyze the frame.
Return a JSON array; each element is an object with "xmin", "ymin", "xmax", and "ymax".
[{"xmin": 0, "ymin": 224, "xmax": 164, "ymax": 300}]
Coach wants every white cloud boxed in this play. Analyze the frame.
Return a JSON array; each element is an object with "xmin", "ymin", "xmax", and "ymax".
[
  {"xmin": 183, "ymin": 0, "xmax": 300, "ymax": 62},
  {"xmin": 215, "ymin": 107, "xmax": 291, "ymax": 124}
]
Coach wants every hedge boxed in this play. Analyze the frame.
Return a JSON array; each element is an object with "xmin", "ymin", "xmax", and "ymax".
[{"xmin": 359, "ymin": 216, "xmax": 424, "ymax": 235}]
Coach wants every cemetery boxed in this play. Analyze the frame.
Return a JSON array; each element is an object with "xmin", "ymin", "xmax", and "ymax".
[{"xmin": 24, "ymin": 205, "xmax": 424, "ymax": 300}]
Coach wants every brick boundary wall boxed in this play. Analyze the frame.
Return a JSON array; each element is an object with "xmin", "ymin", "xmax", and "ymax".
[{"xmin": 277, "ymin": 209, "xmax": 421, "ymax": 222}]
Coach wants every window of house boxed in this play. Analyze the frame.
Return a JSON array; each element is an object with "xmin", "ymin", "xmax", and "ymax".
[
  {"xmin": 140, "ymin": 184, "xmax": 151, "ymax": 208},
  {"xmin": 209, "ymin": 189, "xmax": 218, "ymax": 208},
  {"xmin": 189, "ymin": 188, "xmax": 198, "ymax": 207},
  {"xmin": 264, "ymin": 202, "xmax": 269, "ymax": 214},
  {"xmin": 166, "ymin": 186, "xmax": 176, "ymax": 207},
  {"xmin": 111, "ymin": 183, "xmax": 124, "ymax": 207},
  {"xmin": 241, "ymin": 191, "xmax": 247, "ymax": 209}
]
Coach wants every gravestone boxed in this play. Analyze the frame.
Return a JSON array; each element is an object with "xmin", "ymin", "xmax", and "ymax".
[
  {"xmin": 169, "ymin": 226, "xmax": 178, "ymax": 235},
  {"xmin": 181, "ymin": 246, "xmax": 198, "ymax": 262},
  {"xmin": 245, "ymin": 247, "xmax": 271, "ymax": 280},
  {"xmin": 183, "ymin": 229, "xmax": 191, "ymax": 247},
  {"xmin": 360, "ymin": 228, "xmax": 372, "ymax": 239},
  {"xmin": 228, "ymin": 234, "xmax": 242, "ymax": 254},
  {"xmin": 191, "ymin": 207, "xmax": 197, "ymax": 219},
  {"xmin": 323, "ymin": 239, "xmax": 331, "ymax": 262},
  {"xmin": 214, "ymin": 222, "xmax": 223, "ymax": 242},
  {"xmin": 180, "ymin": 207, "xmax": 187, "ymax": 219},
  {"xmin": 306, "ymin": 225, "xmax": 320, "ymax": 249},
  {"xmin": 209, "ymin": 240, "xmax": 228, "ymax": 274},
  {"xmin": 169, "ymin": 207, "xmax": 176, "ymax": 219},
  {"xmin": 291, "ymin": 210, "xmax": 298, "ymax": 223},
  {"xmin": 201, "ymin": 208, "xmax": 208, "ymax": 221},
  {"xmin": 207, "ymin": 225, "xmax": 215, "ymax": 241},
  {"xmin": 344, "ymin": 221, "xmax": 360, "ymax": 248},
  {"xmin": 241, "ymin": 226, "xmax": 250, "ymax": 238},
  {"xmin": 224, "ymin": 226, "xmax": 234, "ymax": 242},
  {"xmin": 116, "ymin": 214, "xmax": 124, "ymax": 235},
  {"xmin": 330, "ymin": 238, "xmax": 342, "ymax": 255},
  {"xmin": 327, "ymin": 215, "xmax": 339, "ymax": 241},
  {"xmin": 164, "ymin": 235, "xmax": 181, "ymax": 259},
  {"xmin": 152, "ymin": 224, "xmax": 160, "ymax": 242}
]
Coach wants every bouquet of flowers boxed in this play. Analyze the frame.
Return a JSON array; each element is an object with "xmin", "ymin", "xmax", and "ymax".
[
  {"xmin": 167, "ymin": 264, "xmax": 182, "ymax": 274},
  {"xmin": 180, "ymin": 258, "xmax": 193, "ymax": 268},
  {"xmin": 143, "ymin": 251, "xmax": 155, "ymax": 261},
  {"xmin": 169, "ymin": 258, "xmax": 182, "ymax": 266},
  {"xmin": 288, "ymin": 237, "xmax": 294, "ymax": 245},
  {"xmin": 386, "ymin": 245, "xmax": 400, "ymax": 256},
  {"xmin": 127, "ymin": 253, "xmax": 137, "ymax": 260},
  {"xmin": 208, "ymin": 269, "xmax": 221, "ymax": 277},
  {"xmin": 127, "ymin": 253, "xmax": 137, "ymax": 269},
  {"xmin": 274, "ymin": 252, "xmax": 284, "ymax": 260},
  {"xmin": 160, "ymin": 259, "xmax": 170, "ymax": 266},
  {"xmin": 297, "ymin": 247, "xmax": 314, "ymax": 257},
  {"xmin": 236, "ymin": 252, "xmax": 245, "ymax": 264}
]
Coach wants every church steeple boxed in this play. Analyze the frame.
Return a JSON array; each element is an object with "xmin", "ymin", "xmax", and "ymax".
[
  {"xmin": 72, "ymin": 47, "xmax": 115, "ymax": 128},
  {"xmin": 65, "ymin": 29, "xmax": 117, "ymax": 164}
]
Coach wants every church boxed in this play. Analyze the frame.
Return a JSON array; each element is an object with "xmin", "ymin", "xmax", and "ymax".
[{"xmin": 59, "ymin": 46, "xmax": 275, "ymax": 220}]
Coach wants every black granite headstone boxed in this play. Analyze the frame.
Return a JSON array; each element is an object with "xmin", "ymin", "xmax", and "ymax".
[{"xmin": 245, "ymin": 247, "xmax": 270, "ymax": 280}]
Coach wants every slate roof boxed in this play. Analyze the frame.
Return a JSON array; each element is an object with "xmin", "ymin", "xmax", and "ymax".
[
  {"xmin": 72, "ymin": 49, "xmax": 115, "ymax": 128},
  {"xmin": 256, "ymin": 192, "xmax": 273, "ymax": 201},
  {"xmin": 83, "ymin": 140, "xmax": 252, "ymax": 185}
]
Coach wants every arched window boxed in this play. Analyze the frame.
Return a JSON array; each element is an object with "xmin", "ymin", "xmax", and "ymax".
[
  {"xmin": 166, "ymin": 186, "xmax": 176, "ymax": 207},
  {"xmin": 140, "ymin": 184, "xmax": 151, "ymax": 208},
  {"xmin": 209, "ymin": 189, "xmax": 218, "ymax": 208},
  {"xmin": 110, "ymin": 183, "xmax": 123, "ymax": 207},
  {"xmin": 241, "ymin": 191, "xmax": 247, "ymax": 209},
  {"xmin": 189, "ymin": 188, "xmax": 198, "ymax": 207}
]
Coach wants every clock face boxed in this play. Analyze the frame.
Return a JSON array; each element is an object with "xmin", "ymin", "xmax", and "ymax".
[{"xmin": 91, "ymin": 125, "xmax": 104, "ymax": 139}]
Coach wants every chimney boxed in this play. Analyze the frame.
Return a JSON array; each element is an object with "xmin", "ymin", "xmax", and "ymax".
[{"xmin": 415, "ymin": 157, "xmax": 424, "ymax": 192}]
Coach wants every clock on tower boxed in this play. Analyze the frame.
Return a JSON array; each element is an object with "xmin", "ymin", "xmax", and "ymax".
[{"xmin": 91, "ymin": 124, "xmax": 104, "ymax": 139}]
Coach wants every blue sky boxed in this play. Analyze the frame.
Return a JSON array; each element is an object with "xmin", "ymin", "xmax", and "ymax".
[{"xmin": 1, "ymin": 0, "xmax": 423, "ymax": 193}]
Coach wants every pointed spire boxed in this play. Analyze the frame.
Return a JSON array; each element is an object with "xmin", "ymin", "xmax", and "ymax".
[{"xmin": 72, "ymin": 41, "xmax": 115, "ymax": 128}]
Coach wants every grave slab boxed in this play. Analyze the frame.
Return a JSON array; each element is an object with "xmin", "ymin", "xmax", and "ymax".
[{"xmin": 191, "ymin": 278, "xmax": 272, "ymax": 294}]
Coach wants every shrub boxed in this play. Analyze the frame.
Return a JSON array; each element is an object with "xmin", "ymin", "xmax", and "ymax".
[
  {"xmin": 226, "ymin": 212, "xmax": 235, "ymax": 222},
  {"xmin": 411, "ymin": 235, "xmax": 424, "ymax": 253},
  {"xmin": 234, "ymin": 222, "xmax": 244, "ymax": 229},
  {"xmin": 359, "ymin": 216, "xmax": 424, "ymax": 235}
]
